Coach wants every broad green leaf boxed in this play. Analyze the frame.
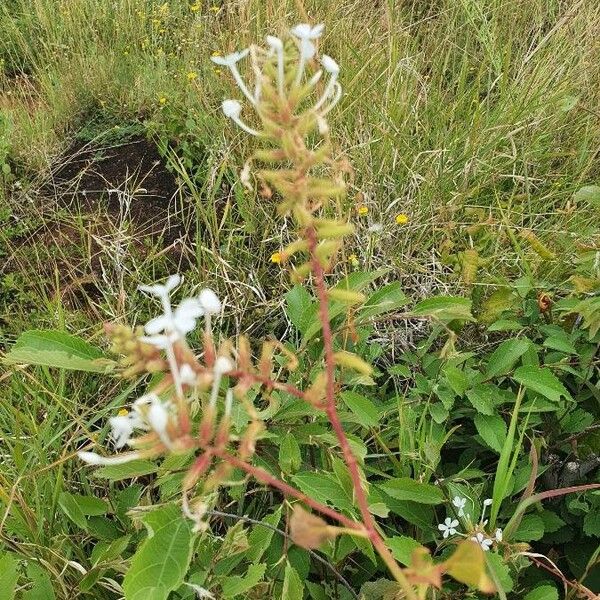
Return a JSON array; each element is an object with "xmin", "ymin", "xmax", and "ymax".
[
  {"xmin": 123, "ymin": 505, "xmax": 196, "ymax": 600},
  {"xmin": 282, "ymin": 563, "xmax": 304, "ymax": 600},
  {"xmin": 292, "ymin": 472, "xmax": 356, "ymax": 514},
  {"xmin": 524, "ymin": 585, "xmax": 559, "ymax": 600},
  {"xmin": 543, "ymin": 334, "xmax": 577, "ymax": 355},
  {"xmin": 94, "ymin": 459, "xmax": 158, "ymax": 481},
  {"xmin": 485, "ymin": 552, "xmax": 513, "ymax": 593},
  {"xmin": 513, "ymin": 513, "xmax": 544, "ymax": 542},
  {"xmin": 512, "ymin": 365, "xmax": 572, "ymax": 403},
  {"xmin": 360, "ymin": 282, "xmax": 408, "ymax": 320},
  {"xmin": 487, "ymin": 319, "xmax": 522, "ymax": 332},
  {"xmin": 583, "ymin": 509, "xmax": 600, "ymax": 537},
  {"xmin": 4, "ymin": 330, "xmax": 114, "ymax": 373},
  {"xmin": 23, "ymin": 563, "xmax": 55, "ymax": 600},
  {"xmin": 485, "ymin": 338, "xmax": 530, "ymax": 378},
  {"xmin": 474, "ymin": 414, "xmax": 507, "ymax": 453},
  {"xmin": 443, "ymin": 365, "xmax": 470, "ymax": 396},
  {"xmin": 0, "ymin": 552, "xmax": 19, "ymax": 600},
  {"xmin": 411, "ymin": 296, "xmax": 473, "ymax": 322},
  {"xmin": 387, "ymin": 536, "xmax": 424, "ymax": 566},
  {"xmin": 574, "ymin": 185, "xmax": 600, "ymax": 207},
  {"xmin": 221, "ymin": 563, "xmax": 266, "ymax": 598},
  {"xmin": 58, "ymin": 492, "xmax": 88, "ymax": 529},
  {"xmin": 465, "ymin": 385, "xmax": 495, "ymax": 415},
  {"xmin": 279, "ymin": 432, "xmax": 302, "ymax": 474},
  {"xmin": 379, "ymin": 478, "xmax": 444, "ymax": 505},
  {"xmin": 284, "ymin": 287, "xmax": 317, "ymax": 336},
  {"xmin": 341, "ymin": 391, "xmax": 379, "ymax": 427},
  {"xmin": 246, "ymin": 508, "xmax": 282, "ymax": 562}
]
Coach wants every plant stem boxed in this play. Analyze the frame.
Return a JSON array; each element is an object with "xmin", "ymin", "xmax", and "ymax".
[{"xmin": 305, "ymin": 226, "xmax": 416, "ymax": 597}]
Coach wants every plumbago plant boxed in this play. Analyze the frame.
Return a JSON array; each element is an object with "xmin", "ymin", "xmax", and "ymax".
[{"xmin": 3, "ymin": 23, "xmax": 600, "ymax": 600}]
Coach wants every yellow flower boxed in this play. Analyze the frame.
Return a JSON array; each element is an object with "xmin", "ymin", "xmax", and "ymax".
[
  {"xmin": 213, "ymin": 68, "xmax": 222, "ymax": 75},
  {"xmin": 211, "ymin": 50, "xmax": 222, "ymax": 57},
  {"xmin": 270, "ymin": 252, "xmax": 282, "ymax": 264},
  {"xmin": 395, "ymin": 213, "xmax": 409, "ymax": 225},
  {"xmin": 118, "ymin": 408, "xmax": 129, "ymax": 417},
  {"xmin": 210, "ymin": 5, "xmax": 220, "ymax": 12},
  {"xmin": 348, "ymin": 254, "xmax": 359, "ymax": 268},
  {"xmin": 159, "ymin": 96, "xmax": 167, "ymax": 105},
  {"xmin": 190, "ymin": 2, "xmax": 201, "ymax": 11},
  {"xmin": 357, "ymin": 205, "xmax": 368, "ymax": 216},
  {"xmin": 187, "ymin": 71, "xmax": 198, "ymax": 81}
]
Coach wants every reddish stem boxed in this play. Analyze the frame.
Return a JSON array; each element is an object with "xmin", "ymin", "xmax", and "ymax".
[
  {"xmin": 218, "ymin": 450, "xmax": 362, "ymax": 531},
  {"xmin": 306, "ymin": 226, "xmax": 410, "ymax": 589},
  {"xmin": 228, "ymin": 370, "xmax": 306, "ymax": 400}
]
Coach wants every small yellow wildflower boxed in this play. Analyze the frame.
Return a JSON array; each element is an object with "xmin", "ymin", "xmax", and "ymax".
[
  {"xmin": 348, "ymin": 254, "xmax": 359, "ymax": 268},
  {"xmin": 118, "ymin": 408, "xmax": 129, "ymax": 417},
  {"xmin": 213, "ymin": 68, "xmax": 222, "ymax": 75},
  {"xmin": 187, "ymin": 71, "xmax": 198, "ymax": 81},
  {"xmin": 395, "ymin": 213, "xmax": 409, "ymax": 225},
  {"xmin": 210, "ymin": 5, "xmax": 220, "ymax": 13},
  {"xmin": 211, "ymin": 50, "xmax": 222, "ymax": 57},
  {"xmin": 270, "ymin": 252, "xmax": 282, "ymax": 264},
  {"xmin": 357, "ymin": 205, "xmax": 369, "ymax": 216},
  {"xmin": 159, "ymin": 96, "xmax": 167, "ymax": 105},
  {"xmin": 190, "ymin": 2, "xmax": 201, "ymax": 12}
]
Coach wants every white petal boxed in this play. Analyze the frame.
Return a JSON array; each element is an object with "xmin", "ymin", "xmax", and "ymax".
[
  {"xmin": 109, "ymin": 415, "xmax": 135, "ymax": 449},
  {"xmin": 144, "ymin": 314, "xmax": 170, "ymax": 335},
  {"xmin": 78, "ymin": 451, "xmax": 140, "ymax": 465},
  {"xmin": 214, "ymin": 356, "xmax": 233, "ymax": 375},
  {"xmin": 147, "ymin": 398, "xmax": 169, "ymax": 435},
  {"xmin": 164, "ymin": 274, "xmax": 182, "ymax": 292},
  {"xmin": 138, "ymin": 334, "xmax": 174, "ymax": 349},
  {"xmin": 199, "ymin": 288, "xmax": 221, "ymax": 314},
  {"xmin": 438, "ymin": 523, "xmax": 447, "ymax": 532},
  {"xmin": 180, "ymin": 364, "xmax": 197, "ymax": 385},
  {"xmin": 450, "ymin": 519, "xmax": 459, "ymax": 528},
  {"xmin": 321, "ymin": 54, "xmax": 339, "ymax": 74},
  {"xmin": 222, "ymin": 99, "xmax": 242, "ymax": 119},
  {"xmin": 495, "ymin": 528, "xmax": 503, "ymax": 542},
  {"xmin": 266, "ymin": 35, "xmax": 283, "ymax": 50},
  {"xmin": 483, "ymin": 498, "xmax": 493, "ymax": 506}
]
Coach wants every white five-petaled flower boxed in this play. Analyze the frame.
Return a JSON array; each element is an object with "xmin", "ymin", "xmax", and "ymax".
[
  {"xmin": 452, "ymin": 495, "xmax": 467, "ymax": 517},
  {"xmin": 291, "ymin": 23, "xmax": 325, "ymax": 86},
  {"xmin": 144, "ymin": 297, "xmax": 204, "ymax": 337},
  {"xmin": 291, "ymin": 23, "xmax": 325, "ymax": 41},
  {"xmin": 108, "ymin": 411, "xmax": 145, "ymax": 449},
  {"xmin": 438, "ymin": 517, "xmax": 459, "ymax": 539},
  {"xmin": 139, "ymin": 274, "xmax": 181, "ymax": 301},
  {"xmin": 470, "ymin": 532, "xmax": 493, "ymax": 551}
]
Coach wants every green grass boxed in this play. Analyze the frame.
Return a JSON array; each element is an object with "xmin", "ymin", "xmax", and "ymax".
[{"xmin": 1, "ymin": 1, "xmax": 599, "ymax": 597}]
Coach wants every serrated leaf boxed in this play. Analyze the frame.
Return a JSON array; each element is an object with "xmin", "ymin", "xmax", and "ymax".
[
  {"xmin": 4, "ymin": 330, "xmax": 114, "ymax": 373},
  {"xmin": 513, "ymin": 365, "xmax": 572, "ymax": 403},
  {"xmin": 221, "ymin": 563, "xmax": 266, "ymax": 598},
  {"xmin": 292, "ymin": 472, "xmax": 356, "ymax": 514},
  {"xmin": 523, "ymin": 585, "xmax": 559, "ymax": 600},
  {"xmin": 485, "ymin": 338, "xmax": 530, "ymax": 379},
  {"xmin": 341, "ymin": 391, "xmax": 379, "ymax": 427},
  {"xmin": 411, "ymin": 296, "xmax": 473, "ymax": 322},
  {"xmin": 23, "ymin": 563, "xmax": 55, "ymax": 600},
  {"xmin": 387, "ymin": 536, "xmax": 424, "ymax": 566},
  {"xmin": 282, "ymin": 563, "xmax": 304, "ymax": 600},
  {"xmin": 123, "ymin": 505, "xmax": 196, "ymax": 600},
  {"xmin": 583, "ymin": 510, "xmax": 600, "ymax": 537},
  {"xmin": 94, "ymin": 459, "xmax": 158, "ymax": 481},
  {"xmin": 0, "ymin": 552, "xmax": 19, "ymax": 600},
  {"xmin": 285, "ymin": 287, "xmax": 317, "ymax": 336},
  {"xmin": 485, "ymin": 552, "xmax": 513, "ymax": 593},
  {"xmin": 246, "ymin": 508, "xmax": 282, "ymax": 562},
  {"xmin": 379, "ymin": 478, "xmax": 444, "ymax": 505},
  {"xmin": 465, "ymin": 385, "xmax": 495, "ymax": 415},
  {"xmin": 279, "ymin": 433, "xmax": 302, "ymax": 474},
  {"xmin": 474, "ymin": 414, "xmax": 507, "ymax": 453},
  {"xmin": 513, "ymin": 513, "xmax": 545, "ymax": 542}
]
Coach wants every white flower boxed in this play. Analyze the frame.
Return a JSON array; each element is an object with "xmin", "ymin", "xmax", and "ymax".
[
  {"xmin": 291, "ymin": 23, "xmax": 325, "ymax": 40},
  {"xmin": 321, "ymin": 54, "xmax": 339, "ymax": 75},
  {"xmin": 147, "ymin": 396, "xmax": 170, "ymax": 438},
  {"xmin": 291, "ymin": 23, "xmax": 324, "ymax": 86},
  {"xmin": 266, "ymin": 35, "xmax": 283, "ymax": 51},
  {"xmin": 210, "ymin": 49, "xmax": 249, "ymax": 68},
  {"xmin": 221, "ymin": 99, "xmax": 261, "ymax": 136},
  {"xmin": 314, "ymin": 56, "xmax": 341, "ymax": 112},
  {"xmin": 108, "ymin": 413, "xmax": 143, "ymax": 449},
  {"xmin": 78, "ymin": 451, "xmax": 141, "ymax": 466},
  {"xmin": 452, "ymin": 496, "xmax": 467, "ymax": 517},
  {"xmin": 214, "ymin": 356, "xmax": 233, "ymax": 375},
  {"xmin": 179, "ymin": 363, "xmax": 197, "ymax": 386},
  {"xmin": 144, "ymin": 298, "xmax": 204, "ymax": 337},
  {"xmin": 483, "ymin": 498, "xmax": 493, "ymax": 506},
  {"xmin": 211, "ymin": 49, "xmax": 256, "ymax": 106},
  {"xmin": 495, "ymin": 528, "xmax": 503, "ymax": 542},
  {"xmin": 438, "ymin": 517, "xmax": 459, "ymax": 539},
  {"xmin": 138, "ymin": 274, "xmax": 181, "ymax": 299},
  {"xmin": 198, "ymin": 288, "xmax": 221, "ymax": 314},
  {"xmin": 470, "ymin": 532, "xmax": 493, "ymax": 551}
]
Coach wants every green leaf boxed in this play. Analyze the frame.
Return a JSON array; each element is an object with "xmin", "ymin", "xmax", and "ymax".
[
  {"xmin": 221, "ymin": 563, "xmax": 266, "ymax": 598},
  {"xmin": 387, "ymin": 536, "xmax": 424, "ymax": 566},
  {"xmin": 4, "ymin": 330, "xmax": 114, "ymax": 373},
  {"xmin": 0, "ymin": 552, "xmax": 19, "ymax": 600},
  {"xmin": 574, "ymin": 185, "xmax": 600, "ymax": 207},
  {"xmin": 23, "ymin": 563, "xmax": 55, "ymax": 600},
  {"xmin": 411, "ymin": 296, "xmax": 473, "ymax": 322},
  {"xmin": 465, "ymin": 385, "xmax": 495, "ymax": 415},
  {"xmin": 341, "ymin": 391, "xmax": 379, "ymax": 427},
  {"xmin": 486, "ymin": 338, "xmax": 530, "ymax": 379},
  {"xmin": 360, "ymin": 282, "xmax": 408, "ymax": 320},
  {"xmin": 523, "ymin": 585, "xmax": 559, "ymax": 600},
  {"xmin": 379, "ymin": 478, "xmax": 445, "ymax": 505},
  {"xmin": 285, "ymin": 287, "xmax": 317, "ymax": 336},
  {"xmin": 583, "ymin": 509, "xmax": 600, "ymax": 537},
  {"xmin": 282, "ymin": 563, "xmax": 304, "ymax": 600},
  {"xmin": 292, "ymin": 472, "xmax": 356, "ymax": 514},
  {"xmin": 543, "ymin": 334, "xmax": 577, "ymax": 355},
  {"xmin": 246, "ymin": 508, "xmax": 282, "ymax": 562},
  {"xmin": 94, "ymin": 459, "xmax": 158, "ymax": 481},
  {"xmin": 485, "ymin": 552, "xmax": 513, "ymax": 594},
  {"xmin": 279, "ymin": 433, "xmax": 302, "ymax": 474},
  {"xmin": 513, "ymin": 365, "xmax": 572, "ymax": 403},
  {"xmin": 123, "ymin": 505, "xmax": 196, "ymax": 600},
  {"xmin": 58, "ymin": 492, "xmax": 88, "ymax": 529},
  {"xmin": 513, "ymin": 513, "xmax": 545, "ymax": 542},
  {"xmin": 474, "ymin": 414, "xmax": 507, "ymax": 453}
]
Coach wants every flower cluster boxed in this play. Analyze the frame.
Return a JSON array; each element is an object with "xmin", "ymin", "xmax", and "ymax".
[{"xmin": 437, "ymin": 496, "xmax": 503, "ymax": 552}]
